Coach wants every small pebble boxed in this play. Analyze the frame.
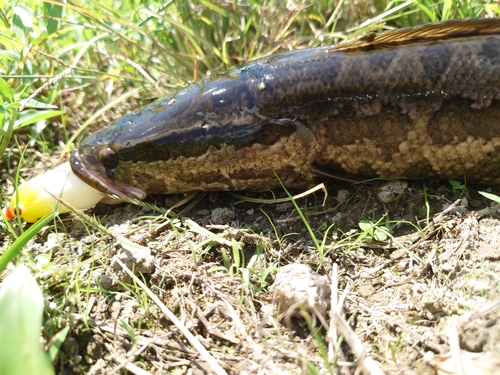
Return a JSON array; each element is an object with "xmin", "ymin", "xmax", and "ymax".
[
  {"xmin": 210, "ymin": 207, "xmax": 235, "ymax": 224},
  {"xmin": 460, "ymin": 197, "xmax": 469, "ymax": 207},
  {"xmin": 336, "ymin": 189, "xmax": 349, "ymax": 202},
  {"xmin": 271, "ymin": 263, "xmax": 331, "ymax": 316},
  {"xmin": 396, "ymin": 261, "xmax": 408, "ymax": 272},
  {"xmin": 469, "ymin": 199, "xmax": 482, "ymax": 208},
  {"xmin": 376, "ymin": 181, "xmax": 408, "ymax": 203}
]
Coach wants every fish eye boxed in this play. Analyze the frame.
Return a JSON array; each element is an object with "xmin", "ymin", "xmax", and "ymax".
[{"xmin": 98, "ymin": 147, "xmax": 119, "ymax": 169}]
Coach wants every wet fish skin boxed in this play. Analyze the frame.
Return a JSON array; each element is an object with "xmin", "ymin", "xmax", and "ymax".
[{"xmin": 71, "ymin": 19, "xmax": 500, "ymax": 200}]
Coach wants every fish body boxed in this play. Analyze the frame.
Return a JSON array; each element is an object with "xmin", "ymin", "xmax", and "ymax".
[{"xmin": 71, "ymin": 19, "xmax": 500, "ymax": 200}]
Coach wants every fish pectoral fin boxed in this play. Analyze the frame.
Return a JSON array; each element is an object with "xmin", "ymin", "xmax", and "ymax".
[
  {"xmin": 310, "ymin": 166, "xmax": 364, "ymax": 183},
  {"xmin": 250, "ymin": 118, "xmax": 315, "ymax": 149}
]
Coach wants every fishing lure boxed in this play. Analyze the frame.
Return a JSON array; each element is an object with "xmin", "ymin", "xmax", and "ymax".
[{"xmin": 3, "ymin": 163, "xmax": 103, "ymax": 223}]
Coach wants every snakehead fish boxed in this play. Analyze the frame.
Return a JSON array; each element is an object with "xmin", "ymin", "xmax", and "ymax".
[{"xmin": 71, "ymin": 18, "xmax": 500, "ymax": 201}]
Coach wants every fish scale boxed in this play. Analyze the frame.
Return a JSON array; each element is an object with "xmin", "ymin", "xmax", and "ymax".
[{"xmin": 71, "ymin": 18, "xmax": 500, "ymax": 201}]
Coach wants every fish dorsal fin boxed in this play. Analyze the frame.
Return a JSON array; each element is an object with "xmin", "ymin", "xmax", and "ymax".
[{"xmin": 332, "ymin": 18, "xmax": 500, "ymax": 52}]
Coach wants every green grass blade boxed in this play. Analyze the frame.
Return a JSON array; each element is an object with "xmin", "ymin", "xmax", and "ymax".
[
  {"xmin": 47, "ymin": 326, "xmax": 70, "ymax": 362},
  {"xmin": 0, "ymin": 211, "xmax": 57, "ymax": 273},
  {"xmin": 479, "ymin": 191, "xmax": 500, "ymax": 204},
  {"xmin": 277, "ymin": 177, "xmax": 321, "ymax": 251},
  {"xmin": 14, "ymin": 109, "xmax": 66, "ymax": 129}
]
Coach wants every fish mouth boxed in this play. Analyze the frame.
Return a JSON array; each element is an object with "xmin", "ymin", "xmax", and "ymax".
[{"xmin": 70, "ymin": 149, "xmax": 147, "ymax": 201}]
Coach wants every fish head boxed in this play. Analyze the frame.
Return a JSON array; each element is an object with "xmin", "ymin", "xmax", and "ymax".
[
  {"xmin": 69, "ymin": 97, "xmax": 177, "ymax": 201},
  {"xmin": 69, "ymin": 80, "xmax": 235, "ymax": 199},
  {"xmin": 71, "ymin": 145, "xmax": 147, "ymax": 201},
  {"xmin": 70, "ymin": 72, "xmax": 298, "ymax": 197}
]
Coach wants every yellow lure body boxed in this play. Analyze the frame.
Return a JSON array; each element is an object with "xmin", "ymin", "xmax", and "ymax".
[{"xmin": 4, "ymin": 163, "xmax": 104, "ymax": 223}]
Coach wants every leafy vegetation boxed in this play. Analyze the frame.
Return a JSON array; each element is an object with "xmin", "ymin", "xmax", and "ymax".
[{"xmin": 0, "ymin": 265, "xmax": 54, "ymax": 375}]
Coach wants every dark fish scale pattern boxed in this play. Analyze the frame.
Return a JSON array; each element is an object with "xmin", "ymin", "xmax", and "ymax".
[{"xmin": 70, "ymin": 19, "xmax": 500, "ymax": 200}]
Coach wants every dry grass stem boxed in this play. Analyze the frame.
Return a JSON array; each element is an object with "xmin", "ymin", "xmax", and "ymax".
[{"xmin": 115, "ymin": 258, "xmax": 228, "ymax": 375}]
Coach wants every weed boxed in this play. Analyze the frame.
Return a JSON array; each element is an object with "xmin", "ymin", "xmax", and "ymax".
[{"xmin": 449, "ymin": 179, "xmax": 467, "ymax": 196}]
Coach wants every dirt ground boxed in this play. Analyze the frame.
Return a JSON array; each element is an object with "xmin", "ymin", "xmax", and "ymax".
[{"xmin": 8, "ymin": 177, "xmax": 500, "ymax": 374}]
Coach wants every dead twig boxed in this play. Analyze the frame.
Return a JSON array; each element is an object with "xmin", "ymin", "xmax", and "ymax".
[
  {"xmin": 115, "ymin": 258, "xmax": 229, "ymax": 375},
  {"xmin": 329, "ymin": 264, "xmax": 385, "ymax": 375},
  {"xmin": 106, "ymin": 342, "xmax": 154, "ymax": 375}
]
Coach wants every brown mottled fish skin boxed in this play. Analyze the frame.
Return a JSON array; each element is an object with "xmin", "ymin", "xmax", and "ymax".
[{"xmin": 71, "ymin": 19, "xmax": 500, "ymax": 200}]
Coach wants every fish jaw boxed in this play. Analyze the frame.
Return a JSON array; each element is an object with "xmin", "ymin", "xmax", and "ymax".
[{"xmin": 70, "ymin": 148, "xmax": 147, "ymax": 201}]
